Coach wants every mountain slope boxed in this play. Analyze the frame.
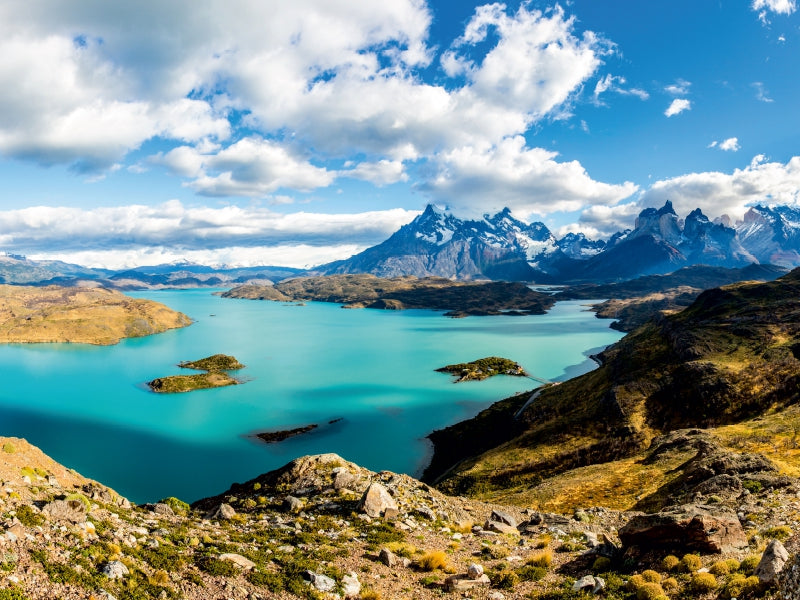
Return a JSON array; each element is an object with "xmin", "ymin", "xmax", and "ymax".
[{"xmin": 430, "ymin": 268, "xmax": 800, "ymax": 505}]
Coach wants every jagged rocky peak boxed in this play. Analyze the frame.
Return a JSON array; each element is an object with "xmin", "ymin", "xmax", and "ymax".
[
  {"xmin": 736, "ymin": 204, "xmax": 800, "ymax": 266},
  {"xmin": 557, "ymin": 232, "xmax": 605, "ymax": 259},
  {"xmin": 410, "ymin": 204, "xmax": 462, "ymax": 245},
  {"xmin": 631, "ymin": 200, "xmax": 683, "ymax": 245}
]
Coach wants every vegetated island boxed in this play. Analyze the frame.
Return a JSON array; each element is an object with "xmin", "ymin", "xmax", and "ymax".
[
  {"xmin": 148, "ymin": 354, "xmax": 244, "ymax": 393},
  {"xmin": 436, "ymin": 356, "xmax": 526, "ymax": 382},
  {"xmin": 0, "ymin": 284, "xmax": 191, "ymax": 345},
  {"xmin": 220, "ymin": 273, "xmax": 555, "ymax": 317}
]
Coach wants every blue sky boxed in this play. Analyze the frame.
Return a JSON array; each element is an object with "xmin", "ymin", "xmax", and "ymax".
[{"xmin": 0, "ymin": 0, "xmax": 798, "ymax": 268}]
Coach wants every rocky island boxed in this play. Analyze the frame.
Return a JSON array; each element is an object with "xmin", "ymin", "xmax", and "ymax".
[
  {"xmin": 221, "ymin": 273, "xmax": 556, "ymax": 316},
  {"xmin": 436, "ymin": 356, "xmax": 527, "ymax": 382},
  {"xmin": 0, "ymin": 284, "xmax": 191, "ymax": 345},
  {"xmin": 148, "ymin": 354, "xmax": 244, "ymax": 393}
]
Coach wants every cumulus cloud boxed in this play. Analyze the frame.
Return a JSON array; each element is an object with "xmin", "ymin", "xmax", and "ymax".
[
  {"xmin": 0, "ymin": 0, "xmax": 617, "ymax": 210},
  {"xmin": 752, "ymin": 0, "xmax": 797, "ymax": 23},
  {"xmin": 0, "ymin": 201, "xmax": 418, "ymax": 262},
  {"xmin": 421, "ymin": 135, "xmax": 638, "ymax": 219},
  {"xmin": 665, "ymin": 98, "xmax": 691, "ymax": 117},
  {"xmin": 571, "ymin": 202, "xmax": 643, "ymax": 238},
  {"xmin": 709, "ymin": 137, "xmax": 741, "ymax": 151},
  {"xmin": 638, "ymin": 155, "xmax": 800, "ymax": 222}
]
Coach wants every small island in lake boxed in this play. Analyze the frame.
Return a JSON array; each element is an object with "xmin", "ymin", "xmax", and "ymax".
[
  {"xmin": 436, "ymin": 356, "xmax": 526, "ymax": 382},
  {"xmin": 256, "ymin": 424, "xmax": 318, "ymax": 443},
  {"xmin": 148, "ymin": 354, "xmax": 244, "ymax": 393}
]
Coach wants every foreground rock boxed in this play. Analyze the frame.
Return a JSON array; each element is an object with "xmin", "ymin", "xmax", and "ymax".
[
  {"xmin": 619, "ymin": 504, "xmax": 748, "ymax": 553},
  {"xmin": 2, "ymin": 437, "xmax": 800, "ymax": 600}
]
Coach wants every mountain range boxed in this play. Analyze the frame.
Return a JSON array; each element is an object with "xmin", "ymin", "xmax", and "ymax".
[{"xmin": 319, "ymin": 201, "xmax": 800, "ymax": 283}]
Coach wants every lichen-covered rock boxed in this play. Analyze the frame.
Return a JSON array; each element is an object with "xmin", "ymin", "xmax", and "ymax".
[
  {"xmin": 102, "ymin": 561, "xmax": 129, "ymax": 579},
  {"xmin": 777, "ymin": 551, "xmax": 800, "ymax": 599}
]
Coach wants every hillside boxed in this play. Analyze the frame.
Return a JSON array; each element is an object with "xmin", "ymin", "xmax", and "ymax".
[
  {"xmin": 560, "ymin": 264, "xmax": 787, "ymax": 331},
  {"xmin": 221, "ymin": 274, "xmax": 556, "ymax": 316},
  {"xmin": 429, "ymin": 268, "xmax": 800, "ymax": 509},
  {"xmin": 2, "ymin": 437, "xmax": 800, "ymax": 600},
  {"xmin": 0, "ymin": 284, "xmax": 191, "ymax": 345}
]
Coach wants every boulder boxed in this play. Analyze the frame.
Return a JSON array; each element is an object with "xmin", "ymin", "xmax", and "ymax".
[
  {"xmin": 379, "ymin": 548, "xmax": 398, "ymax": 567},
  {"xmin": 573, "ymin": 575, "xmax": 605, "ymax": 594},
  {"xmin": 358, "ymin": 483, "xmax": 398, "ymax": 518},
  {"xmin": 342, "ymin": 572, "xmax": 361, "ymax": 598},
  {"xmin": 305, "ymin": 571, "xmax": 336, "ymax": 592},
  {"xmin": 208, "ymin": 503, "xmax": 236, "ymax": 520},
  {"xmin": 755, "ymin": 540, "xmax": 789, "ymax": 583},
  {"xmin": 102, "ymin": 560, "xmax": 129, "ymax": 579},
  {"xmin": 490, "ymin": 509, "xmax": 517, "ymax": 528},
  {"xmin": 42, "ymin": 499, "xmax": 87, "ymax": 524},
  {"xmin": 467, "ymin": 563, "xmax": 484, "ymax": 579},
  {"xmin": 444, "ymin": 573, "xmax": 491, "ymax": 592},
  {"xmin": 282, "ymin": 496, "xmax": 304, "ymax": 513},
  {"xmin": 618, "ymin": 504, "xmax": 747, "ymax": 553},
  {"xmin": 219, "ymin": 553, "xmax": 256, "ymax": 570}
]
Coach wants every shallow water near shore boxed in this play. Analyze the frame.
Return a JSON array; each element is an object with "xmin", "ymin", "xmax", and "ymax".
[{"xmin": 0, "ymin": 290, "xmax": 623, "ymax": 503}]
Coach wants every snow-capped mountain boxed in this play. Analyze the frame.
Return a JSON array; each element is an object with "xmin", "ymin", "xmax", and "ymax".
[
  {"xmin": 320, "ymin": 201, "xmax": 800, "ymax": 283},
  {"xmin": 736, "ymin": 204, "xmax": 800, "ymax": 267}
]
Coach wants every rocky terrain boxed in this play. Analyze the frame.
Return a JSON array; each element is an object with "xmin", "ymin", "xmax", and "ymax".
[
  {"xmin": 221, "ymin": 274, "xmax": 555, "ymax": 317},
  {"xmin": 0, "ymin": 285, "xmax": 191, "ymax": 345},
  {"xmin": 2, "ymin": 437, "xmax": 800, "ymax": 600}
]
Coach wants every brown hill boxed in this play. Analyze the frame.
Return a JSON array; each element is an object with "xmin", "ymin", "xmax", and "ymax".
[{"xmin": 0, "ymin": 284, "xmax": 191, "ymax": 345}]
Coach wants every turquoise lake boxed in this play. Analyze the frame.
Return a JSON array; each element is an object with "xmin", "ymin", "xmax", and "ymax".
[{"xmin": 0, "ymin": 290, "xmax": 623, "ymax": 504}]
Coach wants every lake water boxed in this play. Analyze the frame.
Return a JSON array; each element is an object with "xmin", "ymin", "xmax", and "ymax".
[{"xmin": 0, "ymin": 290, "xmax": 623, "ymax": 504}]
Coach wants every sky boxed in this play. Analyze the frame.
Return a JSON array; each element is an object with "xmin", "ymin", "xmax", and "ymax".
[{"xmin": 0, "ymin": 0, "xmax": 799, "ymax": 269}]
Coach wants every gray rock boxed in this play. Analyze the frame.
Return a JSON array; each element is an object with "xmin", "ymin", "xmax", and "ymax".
[
  {"xmin": 102, "ymin": 561, "xmax": 129, "ymax": 579},
  {"xmin": 777, "ymin": 549, "xmax": 800, "ymax": 600},
  {"xmin": 467, "ymin": 563, "xmax": 484, "ymax": 580},
  {"xmin": 490, "ymin": 509, "xmax": 517, "ymax": 528},
  {"xmin": 341, "ymin": 572, "xmax": 361, "ymax": 598},
  {"xmin": 306, "ymin": 571, "xmax": 336, "ymax": 592},
  {"xmin": 208, "ymin": 503, "xmax": 236, "ymax": 520},
  {"xmin": 42, "ymin": 499, "xmax": 87, "ymax": 524},
  {"xmin": 755, "ymin": 539, "xmax": 789, "ymax": 583},
  {"xmin": 584, "ymin": 531, "xmax": 599, "ymax": 548},
  {"xmin": 486, "ymin": 520, "xmax": 519, "ymax": 535},
  {"xmin": 152, "ymin": 503, "xmax": 174, "ymax": 516},
  {"xmin": 333, "ymin": 468, "xmax": 357, "ymax": 490},
  {"xmin": 358, "ymin": 483, "xmax": 398, "ymax": 518},
  {"xmin": 573, "ymin": 574, "xmax": 605, "ymax": 594},
  {"xmin": 415, "ymin": 505, "xmax": 436, "ymax": 521},
  {"xmin": 379, "ymin": 548, "xmax": 398, "ymax": 567},
  {"xmin": 92, "ymin": 591, "xmax": 118, "ymax": 600}
]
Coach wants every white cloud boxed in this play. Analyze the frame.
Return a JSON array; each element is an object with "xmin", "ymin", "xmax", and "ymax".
[
  {"xmin": 753, "ymin": 0, "xmax": 797, "ymax": 23},
  {"xmin": 593, "ymin": 74, "xmax": 649, "ymax": 103},
  {"xmin": 718, "ymin": 137, "xmax": 741, "ymax": 151},
  {"xmin": 664, "ymin": 79, "xmax": 691, "ymax": 96},
  {"xmin": 422, "ymin": 135, "xmax": 638, "ymax": 219},
  {"xmin": 638, "ymin": 155, "xmax": 800, "ymax": 222},
  {"xmin": 0, "ymin": 0, "xmax": 614, "ymax": 206},
  {"xmin": 572, "ymin": 202, "xmax": 643, "ymax": 238},
  {"xmin": 753, "ymin": 82, "xmax": 774, "ymax": 103},
  {"xmin": 665, "ymin": 98, "xmax": 691, "ymax": 117},
  {"xmin": 28, "ymin": 245, "xmax": 365, "ymax": 270},
  {"xmin": 342, "ymin": 160, "xmax": 408, "ymax": 186},
  {"xmin": 0, "ymin": 201, "xmax": 419, "ymax": 259}
]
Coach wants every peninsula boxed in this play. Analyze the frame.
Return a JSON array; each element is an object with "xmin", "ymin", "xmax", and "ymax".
[
  {"xmin": 0, "ymin": 284, "xmax": 191, "ymax": 345},
  {"xmin": 221, "ymin": 273, "xmax": 555, "ymax": 316}
]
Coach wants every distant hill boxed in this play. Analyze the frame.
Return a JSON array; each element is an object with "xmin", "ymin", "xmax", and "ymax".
[{"xmin": 428, "ymin": 268, "xmax": 800, "ymax": 507}]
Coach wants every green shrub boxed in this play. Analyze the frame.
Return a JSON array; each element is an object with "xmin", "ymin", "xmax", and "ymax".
[
  {"xmin": 679, "ymin": 553, "xmax": 702, "ymax": 573},
  {"xmin": 516, "ymin": 565, "xmax": 547, "ymax": 582},
  {"xmin": 414, "ymin": 551, "xmax": 450, "ymax": 572},
  {"xmin": 159, "ymin": 497, "xmax": 190, "ymax": 515},
  {"xmin": 195, "ymin": 555, "xmax": 239, "ymax": 577},
  {"xmin": 0, "ymin": 589, "xmax": 28, "ymax": 600},
  {"xmin": 635, "ymin": 582, "xmax": 666, "ymax": 600},
  {"xmin": 691, "ymin": 571, "xmax": 718, "ymax": 592},
  {"xmin": 490, "ymin": 569, "xmax": 519, "ymax": 590},
  {"xmin": 661, "ymin": 555, "xmax": 679, "ymax": 571},
  {"xmin": 742, "ymin": 479, "xmax": 763, "ymax": 493},
  {"xmin": 710, "ymin": 560, "xmax": 731, "ymax": 576},
  {"xmin": 2, "ymin": 443, "xmax": 15, "ymax": 454},
  {"xmin": 527, "ymin": 550, "xmax": 553, "ymax": 569},
  {"xmin": 763, "ymin": 525, "xmax": 792, "ymax": 541},
  {"xmin": 739, "ymin": 555, "xmax": 760, "ymax": 574},
  {"xmin": 641, "ymin": 569, "xmax": 661, "ymax": 583},
  {"xmin": 14, "ymin": 505, "xmax": 44, "ymax": 528},
  {"xmin": 592, "ymin": 556, "xmax": 611, "ymax": 571}
]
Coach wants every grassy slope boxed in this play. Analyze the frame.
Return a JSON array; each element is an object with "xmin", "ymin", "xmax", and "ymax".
[
  {"xmin": 434, "ymin": 268, "xmax": 800, "ymax": 510},
  {"xmin": 0, "ymin": 284, "xmax": 191, "ymax": 345}
]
